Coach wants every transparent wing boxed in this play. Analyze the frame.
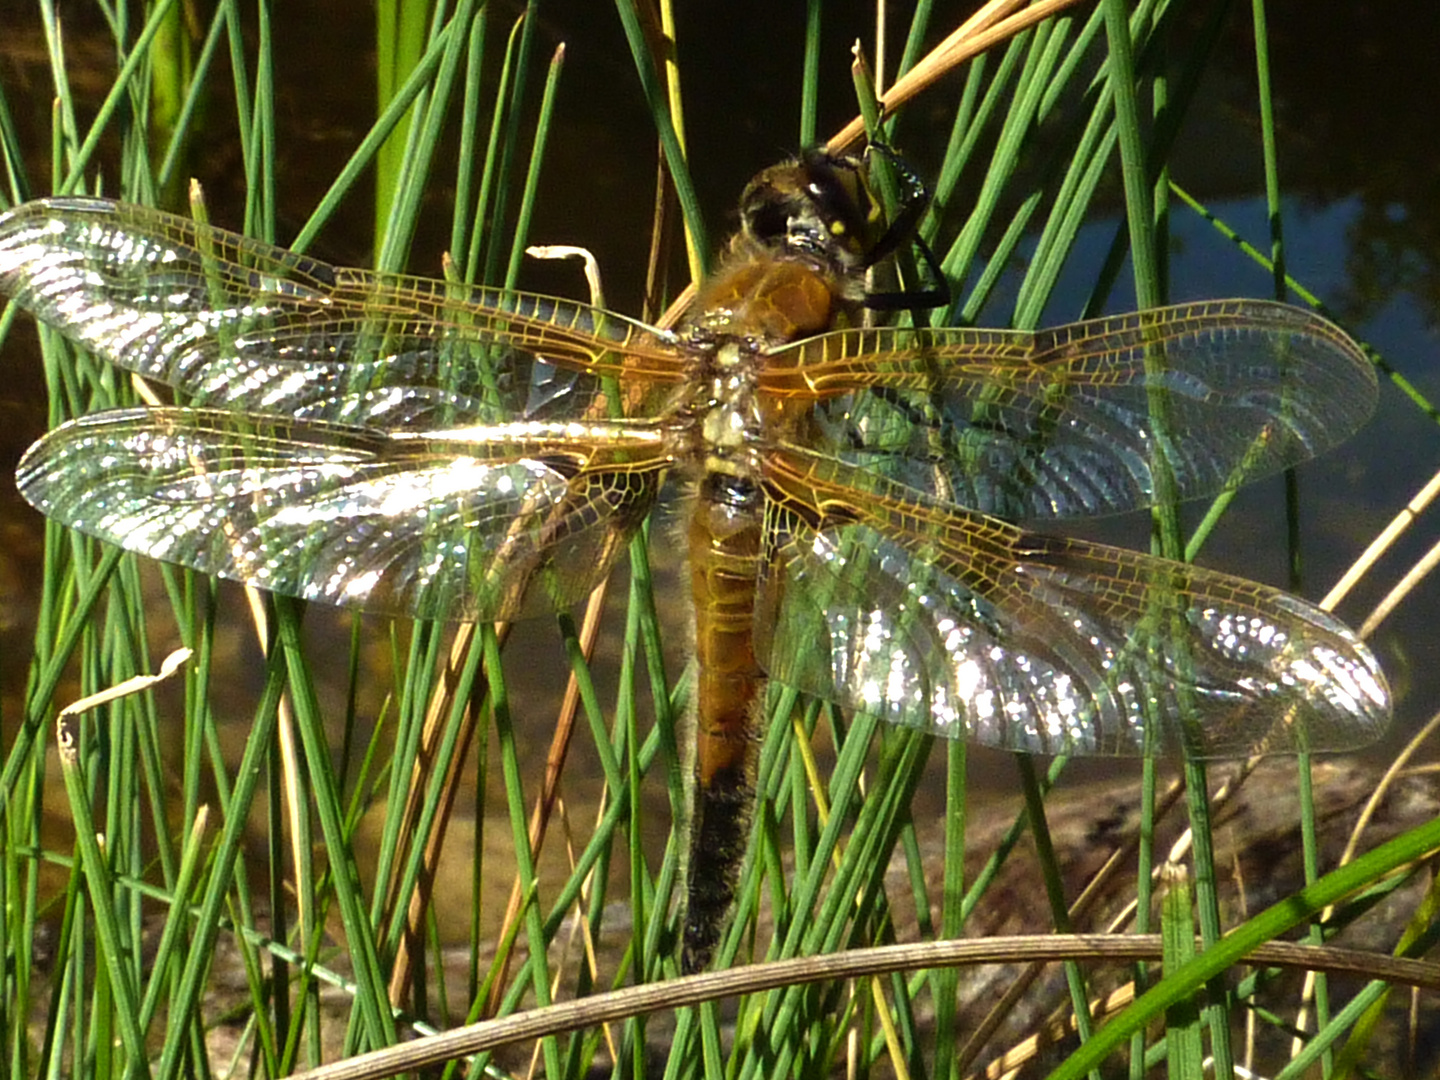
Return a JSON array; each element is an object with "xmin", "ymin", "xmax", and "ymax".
[
  {"xmin": 760, "ymin": 300, "xmax": 1376, "ymax": 520},
  {"xmin": 17, "ymin": 407, "xmax": 668, "ymax": 621},
  {"xmin": 756, "ymin": 447, "xmax": 1389, "ymax": 757},
  {"xmin": 0, "ymin": 198, "xmax": 690, "ymax": 429}
]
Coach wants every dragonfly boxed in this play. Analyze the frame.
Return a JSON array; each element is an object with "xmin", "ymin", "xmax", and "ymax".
[{"xmin": 0, "ymin": 150, "xmax": 1390, "ymax": 972}]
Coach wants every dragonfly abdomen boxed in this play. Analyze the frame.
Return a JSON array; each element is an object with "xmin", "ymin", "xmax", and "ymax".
[{"xmin": 682, "ymin": 470, "xmax": 767, "ymax": 973}]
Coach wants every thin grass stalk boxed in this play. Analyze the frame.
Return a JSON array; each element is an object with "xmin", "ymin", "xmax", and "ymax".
[
  {"xmin": 372, "ymin": 632, "xmax": 448, "ymax": 963},
  {"xmin": 1125, "ymin": 754, "xmax": 1160, "ymax": 1079},
  {"xmin": 2, "ymin": 773, "xmax": 32, "ymax": 1076},
  {"xmin": 1180, "ymin": 757, "xmax": 1231, "ymax": 1062},
  {"xmin": 896, "ymin": 818, "xmax": 935, "ymax": 941},
  {"xmin": 153, "ymin": 641, "xmax": 286, "ymax": 1080},
  {"xmin": 1085, "ymin": 0, "xmax": 1223, "ymax": 311},
  {"xmin": 551, "ymin": 607, "xmax": 623, "ymax": 1070},
  {"xmin": 933, "ymin": 30, "xmax": 1037, "ymax": 298},
  {"xmin": 0, "ymin": 76, "xmax": 28, "ymax": 201},
  {"xmin": 374, "ymin": 627, "xmax": 438, "ymax": 929},
  {"xmin": 1277, "ymin": 953, "xmax": 1432, "ymax": 1080},
  {"xmin": 450, "ymin": 11, "xmax": 487, "ymax": 263},
  {"xmin": 1292, "ymin": 759, "xmax": 1333, "ymax": 1063},
  {"xmin": 36, "ymin": 0, "xmax": 80, "ymax": 177},
  {"xmin": 154, "ymin": 3, "xmax": 227, "ymax": 193},
  {"xmin": 845, "ymin": 741, "xmax": 935, "ymax": 1063},
  {"xmin": 4, "ymin": 544, "xmax": 126, "ymax": 814},
  {"xmin": 217, "ymin": 2, "xmax": 252, "ymax": 186},
  {"xmin": 928, "ymin": 739, "xmax": 967, "ymax": 1080},
  {"xmin": 502, "ymin": 43, "xmax": 563, "ymax": 288},
  {"xmin": 624, "ymin": 590, "xmax": 683, "ymax": 990},
  {"xmin": 627, "ymin": 529, "xmax": 683, "ymax": 857},
  {"xmin": 269, "ymin": 654, "xmax": 301, "ymax": 1067},
  {"xmin": 116, "ymin": 656, "xmax": 179, "ymax": 1018},
  {"xmin": 57, "ymin": 710, "xmax": 146, "ymax": 1065},
  {"xmin": 782, "ymin": 707, "xmax": 885, "ymax": 958},
  {"xmin": 1108, "ymin": 2, "xmax": 1235, "ymax": 1067},
  {"xmin": 1160, "ymin": 864, "xmax": 1205, "ymax": 1077},
  {"xmin": 117, "ymin": 30, "xmax": 158, "ymax": 202},
  {"xmin": 334, "ymin": 619, "xmax": 365, "ymax": 795},
  {"xmin": 727, "ymin": 711, "xmax": 884, "ymax": 1079},
  {"xmin": 290, "ymin": 18, "xmax": 456, "ymax": 255},
  {"xmin": 464, "ymin": 13, "xmax": 522, "ymax": 283},
  {"xmin": 786, "ymin": 716, "xmax": 814, "ymax": 932},
  {"xmin": 1016, "ymin": 755, "xmax": 1100, "ymax": 1064},
  {"xmin": 1104, "ymin": 0, "xmax": 1161, "ymax": 308},
  {"xmin": 374, "ymin": 0, "xmax": 431, "ymax": 250},
  {"xmin": 273, "ymin": 598, "xmax": 396, "ymax": 1054},
  {"xmin": 594, "ymin": 588, "xmax": 650, "ymax": 990},
  {"xmin": 530, "ymin": 726, "xmax": 667, "ymax": 948},
  {"xmin": 952, "ymin": 753, "xmax": 1067, "ymax": 1073},
  {"xmin": 752, "ymin": 724, "xmax": 930, "ymax": 1080},
  {"xmin": 189, "ymin": 600, "xmax": 272, "ymax": 1069},
  {"xmin": 176, "ymin": 576, "xmax": 213, "ymax": 888},
  {"xmin": 380, "ymin": 634, "xmax": 483, "ymax": 983},
  {"xmin": 426, "ymin": 907, "xmax": 452, "ymax": 1025},
  {"xmin": 799, "ymin": 0, "xmax": 821, "ymax": 145},
  {"xmin": 625, "ymin": 629, "xmax": 650, "ymax": 1075},
  {"xmin": 1249, "ymin": 2, "xmax": 1335, "ymax": 1062},
  {"xmin": 246, "ymin": 0, "xmax": 275, "ymax": 241},
  {"xmin": 612, "ymin": 0, "xmax": 708, "ymax": 277},
  {"xmin": 1050, "ymin": 812, "xmax": 1440, "ymax": 1079},
  {"xmin": 478, "ymin": 0, "xmax": 540, "ymax": 287},
  {"xmin": 464, "ymin": 682, "xmax": 491, "ymax": 1010},
  {"xmin": 391, "ymin": 642, "xmax": 475, "ymax": 1013},
  {"xmin": 66, "ymin": 576, "xmax": 146, "ymax": 1077},
  {"xmin": 47, "ymin": 839, "xmax": 80, "ymax": 1078},
  {"xmin": 484, "ymin": 625, "xmax": 564, "ymax": 1078},
  {"xmin": 1013, "ymin": 7, "xmax": 1128, "ymax": 324},
  {"xmin": 947, "ymin": 19, "xmax": 1084, "ymax": 322},
  {"xmin": 653, "ymin": 0, "xmax": 700, "ymax": 284},
  {"xmin": 258, "ymin": 778, "xmax": 291, "ymax": 1076},
  {"xmin": 895, "ymin": 0, "xmax": 936, "ymax": 83},
  {"xmin": 378, "ymin": 0, "xmax": 476, "ymax": 271},
  {"xmin": 34, "ymin": 828, "xmax": 79, "ymax": 1080},
  {"xmin": 921, "ymin": 46, "xmax": 987, "ymax": 245},
  {"xmin": 738, "ymin": 697, "xmax": 806, "ymax": 962}
]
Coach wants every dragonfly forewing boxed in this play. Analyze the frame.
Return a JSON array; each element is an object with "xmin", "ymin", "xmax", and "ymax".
[{"xmin": 0, "ymin": 198, "xmax": 689, "ymax": 430}]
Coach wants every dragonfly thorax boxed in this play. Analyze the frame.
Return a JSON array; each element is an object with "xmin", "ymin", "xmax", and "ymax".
[{"xmin": 693, "ymin": 339, "xmax": 765, "ymax": 478}]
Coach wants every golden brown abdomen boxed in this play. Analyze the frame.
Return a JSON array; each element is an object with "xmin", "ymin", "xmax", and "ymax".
[{"xmin": 682, "ymin": 482, "xmax": 766, "ymax": 973}]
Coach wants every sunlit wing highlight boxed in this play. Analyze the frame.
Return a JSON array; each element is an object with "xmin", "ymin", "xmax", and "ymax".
[
  {"xmin": 757, "ymin": 446, "xmax": 1388, "ymax": 757},
  {"xmin": 17, "ymin": 406, "xmax": 669, "ymax": 621},
  {"xmin": 0, "ymin": 198, "xmax": 690, "ymax": 429}
]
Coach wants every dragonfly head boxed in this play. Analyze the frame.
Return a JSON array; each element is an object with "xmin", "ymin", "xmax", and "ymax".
[
  {"xmin": 736, "ymin": 146, "xmax": 945, "ymax": 315},
  {"xmin": 737, "ymin": 149, "xmax": 885, "ymax": 277}
]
